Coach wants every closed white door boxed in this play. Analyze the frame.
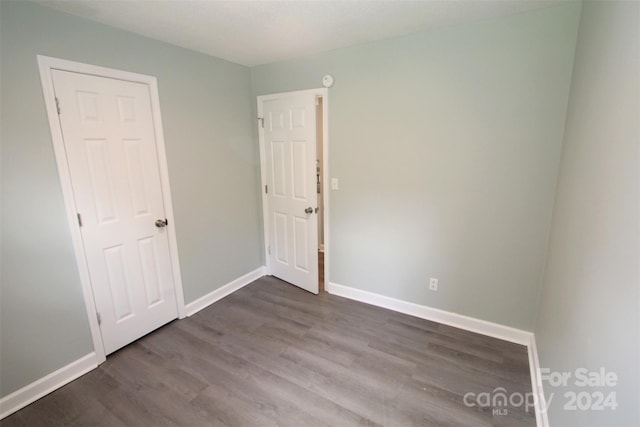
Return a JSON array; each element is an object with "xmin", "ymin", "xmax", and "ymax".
[
  {"xmin": 260, "ymin": 93, "xmax": 319, "ymax": 294},
  {"xmin": 52, "ymin": 70, "xmax": 178, "ymax": 354}
]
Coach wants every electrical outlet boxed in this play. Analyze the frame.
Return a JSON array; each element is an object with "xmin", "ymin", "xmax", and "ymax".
[{"xmin": 429, "ymin": 278, "xmax": 439, "ymax": 291}]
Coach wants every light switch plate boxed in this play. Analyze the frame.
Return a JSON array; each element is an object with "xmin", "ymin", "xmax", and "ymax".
[{"xmin": 331, "ymin": 178, "xmax": 339, "ymax": 190}]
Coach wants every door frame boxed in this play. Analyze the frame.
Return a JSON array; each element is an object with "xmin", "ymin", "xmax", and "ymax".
[
  {"xmin": 37, "ymin": 55, "xmax": 186, "ymax": 364},
  {"xmin": 257, "ymin": 88, "xmax": 329, "ymax": 287}
]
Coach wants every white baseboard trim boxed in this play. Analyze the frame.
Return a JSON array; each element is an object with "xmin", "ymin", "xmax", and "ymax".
[
  {"xmin": 0, "ymin": 352, "xmax": 98, "ymax": 420},
  {"xmin": 326, "ymin": 281, "xmax": 550, "ymax": 426},
  {"xmin": 185, "ymin": 266, "xmax": 265, "ymax": 316},
  {"xmin": 528, "ymin": 335, "xmax": 550, "ymax": 427},
  {"xmin": 2, "ymin": 276, "xmax": 546, "ymax": 425},
  {"xmin": 0, "ymin": 268, "xmax": 265, "ymax": 419},
  {"xmin": 326, "ymin": 282, "xmax": 533, "ymax": 346}
]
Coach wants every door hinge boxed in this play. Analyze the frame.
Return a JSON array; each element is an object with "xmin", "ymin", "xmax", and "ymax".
[
  {"xmin": 96, "ymin": 312, "xmax": 102, "ymax": 326},
  {"xmin": 77, "ymin": 213, "xmax": 83, "ymax": 227},
  {"xmin": 265, "ymin": 185, "xmax": 268, "ymax": 194},
  {"xmin": 258, "ymin": 117, "xmax": 264, "ymax": 128},
  {"xmin": 55, "ymin": 97, "xmax": 61, "ymax": 115}
]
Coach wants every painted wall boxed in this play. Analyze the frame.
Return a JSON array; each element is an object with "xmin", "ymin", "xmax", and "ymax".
[
  {"xmin": 252, "ymin": 4, "xmax": 581, "ymax": 330},
  {"xmin": 0, "ymin": 1, "xmax": 262, "ymax": 397},
  {"xmin": 535, "ymin": 2, "xmax": 640, "ymax": 426}
]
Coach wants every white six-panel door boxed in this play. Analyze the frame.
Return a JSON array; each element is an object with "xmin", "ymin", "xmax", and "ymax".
[
  {"xmin": 52, "ymin": 69, "xmax": 178, "ymax": 354},
  {"xmin": 260, "ymin": 93, "xmax": 319, "ymax": 294}
]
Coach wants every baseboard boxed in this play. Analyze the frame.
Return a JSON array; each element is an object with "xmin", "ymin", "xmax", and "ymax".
[
  {"xmin": 326, "ymin": 282, "xmax": 549, "ymax": 426},
  {"xmin": 327, "ymin": 282, "xmax": 550, "ymax": 425},
  {"xmin": 0, "ymin": 268, "xmax": 265, "ymax": 419},
  {"xmin": 2, "ymin": 276, "xmax": 544, "ymax": 424},
  {"xmin": 0, "ymin": 352, "xmax": 98, "ymax": 420},
  {"xmin": 528, "ymin": 335, "xmax": 550, "ymax": 427},
  {"xmin": 185, "ymin": 266, "xmax": 265, "ymax": 316},
  {"xmin": 326, "ymin": 282, "xmax": 532, "ymax": 345}
]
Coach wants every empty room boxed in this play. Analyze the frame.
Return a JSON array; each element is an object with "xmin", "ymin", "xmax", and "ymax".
[{"xmin": 1, "ymin": 0, "xmax": 638, "ymax": 426}]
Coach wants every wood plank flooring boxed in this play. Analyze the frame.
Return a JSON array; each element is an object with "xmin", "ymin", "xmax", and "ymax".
[{"xmin": 1, "ymin": 276, "xmax": 536, "ymax": 426}]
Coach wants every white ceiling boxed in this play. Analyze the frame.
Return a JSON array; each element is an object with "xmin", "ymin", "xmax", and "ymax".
[{"xmin": 36, "ymin": 0, "xmax": 563, "ymax": 67}]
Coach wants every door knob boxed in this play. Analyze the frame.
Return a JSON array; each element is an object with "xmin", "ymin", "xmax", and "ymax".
[
  {"xmin": 155, "ymin": 219, "xmax": 168, "ymax": 228},
  {"xmin": 304, "ymin": 207, "xmax": 313, "ymax": 214}
]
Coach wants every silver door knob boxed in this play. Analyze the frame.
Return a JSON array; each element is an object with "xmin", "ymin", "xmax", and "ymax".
[
  {"xmin": 155, "ymin": 219, "xmax": 168, "ymax": 228},
  {"xmin": 304, "ymin": 207, "xmax": 313, "ymax": 214}
]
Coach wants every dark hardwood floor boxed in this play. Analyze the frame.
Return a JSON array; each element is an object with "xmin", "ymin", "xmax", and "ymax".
[{"xmin": 1, "ymin": 276, "xmax": 535, "ymax": 426}]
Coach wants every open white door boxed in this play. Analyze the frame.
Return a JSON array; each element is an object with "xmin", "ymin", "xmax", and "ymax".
[
  {"xmin": 259, "ymin": 91, "xmax": 320, "ymax": 294},
  {"xmin": 51, "ymin": 69, "xmax": 179, "ymax": 355}
]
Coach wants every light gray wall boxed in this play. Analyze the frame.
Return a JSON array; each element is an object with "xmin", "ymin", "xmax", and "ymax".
[
  {"xmin": 535, "ymin": 2, "xmax": 640, "ymax": 426},
  {"xmin": 252, "ymin": 4, "xmax": 581, "ymax": 330},
  {"xmin": 0, "ymin": 1, "xmax": 262, "ymax": 397}
]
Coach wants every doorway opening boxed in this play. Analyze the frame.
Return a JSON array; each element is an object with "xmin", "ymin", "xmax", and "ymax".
[
  {"xmin": 258, "ymin": 88, "xmax": 328, "ymax": 296},
  {"xmin": 316, "ymin": 96, "xmax": 325, "ymax": 292}
]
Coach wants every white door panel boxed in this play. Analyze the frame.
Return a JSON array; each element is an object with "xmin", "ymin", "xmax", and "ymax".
[
  {"xmin": 262, "ymin": 94, "xmax": 318, "ymax": 294},
  {"xmin": 52, "ymin": 70, "xmax": 177, "ymax": 354}
]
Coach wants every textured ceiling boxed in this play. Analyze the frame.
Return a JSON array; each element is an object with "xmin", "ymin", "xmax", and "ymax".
[{"xmin": 36, "ymin": 0, "xmax": 563, "ymax": 66}]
